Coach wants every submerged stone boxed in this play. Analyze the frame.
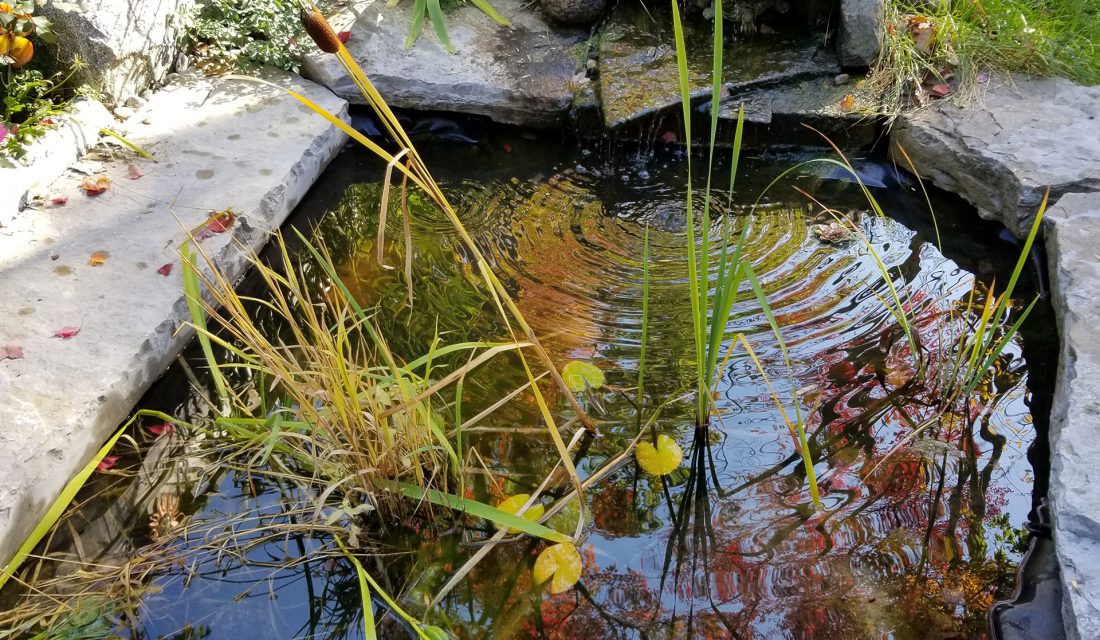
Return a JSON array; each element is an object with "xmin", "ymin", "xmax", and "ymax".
[
  {"xmin": 301, "ymin": 0, "xmax": 587, "ymax": 128},
  {"xmin": 597, "ymin": 4, "xmax": 839, "ymax": 129}
]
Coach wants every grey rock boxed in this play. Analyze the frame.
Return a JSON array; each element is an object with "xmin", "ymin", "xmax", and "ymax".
[
  {"xmin": 0, "ymin": 69, "xmax": 348, "ymax": 571},
  {"xmin": 540, "ymin": 0, "xmax": 609, "ymax": 27},
  {"xmin": 598, "ymin": 3, "xmax": 838, "ymax": 128},
  {"xmin": 1046, "ymin": 192, "xmax": 1100, "ymax": 640},
  {"xmin": 834, "ymin": 73, "xmax": 851, "ymax": 85},
  {"xmin": 124, "ymin": 95, "xmax": 148, "ymax": 110},
  {"xmin": 839, "ymin": 0, "xmax": 884, "ymax": 67},
  {"xmin": 890, "ymin": 76, "xmax": 1100, "ymax": 238},
  {"xmin": 301, "ymin": 0, "xmax": 586, "ymax": 128},
  {"xmin": 716, "ymin": 75, "xmax": 876, "ymax": 148},
  {"xmin": 40, "ymin": 0, "xmax": 195, "ymax": 105}
]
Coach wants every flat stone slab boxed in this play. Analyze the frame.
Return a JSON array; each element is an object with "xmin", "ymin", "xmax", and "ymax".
[
  {"xmin": 301, "ymin": 0, "xmax": 586, "ymax": 127},
  {"xmin": 598, "ymin": 4, "xmax": 838, "ymax": 128},
  {"xmin": 890, "ymin": 76, "xmax": 1100, "ymax": 238},
  {"xmin": 715, "ymin": 75, "xmax": 878, "ymax": 147},
  {"xmin": 1046, "ymin": 192, "xmax": 1100, "ymax": 640},
  {"xmin": 0, "ymin": 70, "xmax": 347, "ymax": 569}
]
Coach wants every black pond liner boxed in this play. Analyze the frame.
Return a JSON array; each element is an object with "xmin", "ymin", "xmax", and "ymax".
[{"xmin": 113, "ymin": 116, "xmax": 1064, "ymax": 639}]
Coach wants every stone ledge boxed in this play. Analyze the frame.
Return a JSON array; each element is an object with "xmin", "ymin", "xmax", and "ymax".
[
  {"xmin": 1046, "ymin": 192, "xmax": 1100, "ymax": 640},
  {"xmin": 890, "ymin": 75, "xmax": 1100, "ymax": 239},
  {"xmin": 0, "ymin": 69, "xmax": 348, "ymax": 570}
]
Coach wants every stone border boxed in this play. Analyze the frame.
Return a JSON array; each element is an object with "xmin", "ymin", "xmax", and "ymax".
[
  {"xmin": 0, "ymin": 69, "xmax": 348, "ymax": 569},
  {"xmin": 891, "ymin": 76, "xmax": 1100, "ymax": 640}
]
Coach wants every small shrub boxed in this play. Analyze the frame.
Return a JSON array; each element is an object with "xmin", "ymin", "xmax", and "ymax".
[{"xmin": 184, "ymin": 0, "xmax": 319, "ymax": 72}]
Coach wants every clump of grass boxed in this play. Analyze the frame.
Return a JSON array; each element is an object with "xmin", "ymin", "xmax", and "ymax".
[{"xmin": 873, "ymin": 0, "xmax": 1100, "ymax": 114}]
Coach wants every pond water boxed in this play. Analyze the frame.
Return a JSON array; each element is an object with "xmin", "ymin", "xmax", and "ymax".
[{"xmin": 19, "ymin": 127, "xmax": 1055, "ymax": 640}]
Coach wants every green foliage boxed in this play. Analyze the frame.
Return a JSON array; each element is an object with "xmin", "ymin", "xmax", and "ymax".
[
  {"xmin": 875, "ymin": 0, "xmax": 1100, "ymax": 113},
  {"xmin": 184, "ymin": 0, "xmax": 314, "ymax": 71},
  {"xmin": 0, "ymin": 68, "xmax": 70, "ymax": 156}
]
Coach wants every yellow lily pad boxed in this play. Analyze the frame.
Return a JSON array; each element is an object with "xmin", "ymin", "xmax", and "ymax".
[
  {"xmin": 497, "ymin": 494, "xmax": 545, "ymax": 534},
  {"xmin": 636, "ymin": 434, "xmax": 683, "ymax": 476},
  {"xmin": 533, "ymin": 542, "xmax": 582, "ymax": 594},
  {"xmin": 561, "ymin": 361, "xmax": 605, "ymax": 392}
]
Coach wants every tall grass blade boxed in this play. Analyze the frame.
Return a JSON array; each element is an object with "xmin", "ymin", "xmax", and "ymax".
[
  {"xmin": 0, "ymin": 421, "xmax": 129, "ymax": 590},
  {"xmin": 394, "ymin": 483, "xmax": 572, "ymax": 544}
]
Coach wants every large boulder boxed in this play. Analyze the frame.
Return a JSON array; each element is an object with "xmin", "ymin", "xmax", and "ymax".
[
  {"xmin": 41, "ymin": 0, "xmax": 196, "ymax": 104},
  {"xmin": 890, "ymin": 76, "xmax": 1100, "ymax": 238},
  {"xmin": 839, "ymin": 0, "xmax": 884, "ymax": 67},
  {"xmin": 301, "ymin": 0, "xmax": 587, "ymax": 128}
]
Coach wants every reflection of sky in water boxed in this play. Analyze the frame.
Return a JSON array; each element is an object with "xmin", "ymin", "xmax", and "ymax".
[{"xmin": 124, "ymin": 141, "xmax": 1038, "ymax": 639}]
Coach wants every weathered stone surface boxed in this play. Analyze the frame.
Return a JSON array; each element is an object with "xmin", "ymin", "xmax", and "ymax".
[
  {"xmin": 890, "ymin": 76, "xmax": 1100, "ymax": 238},
  {"xmin": 0, "ymin": 99, "xmax": 113, "ymax": 218},
  {"xmin": 839, "ymin": 0, "xmax": 884, "ymax": 67},
  {"xmin": 598, "ymin": 4, "xmax": 838, "ymax": 128},
  {"xmin": 41, "ymin": 0, "xmax": 195, "ymax": 104},
  {"xmin": 0, "ymin": 70, "xmax": 347, "ymax": 570},
  {"xmin": 716, "ymin": 75, "xmax": 878, "ymax": 147},
  {"xmin": 540, "ymin": 0, "xmax": 610, "ymax": 27},
  {"xmin": 301, "ymin": 0, "xmax": 586, "ymax": 127},
  {"xmin": 1046, "ymin": 192, "xmax": 1100, "ymax": 640}
]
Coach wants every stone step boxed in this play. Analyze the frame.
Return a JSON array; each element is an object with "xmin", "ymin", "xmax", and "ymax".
[{"xmin": 0, "ymin": 69, "xmax": 348, "ymax": 570}]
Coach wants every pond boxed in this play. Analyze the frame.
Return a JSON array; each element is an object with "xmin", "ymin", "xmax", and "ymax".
[{"xmin": 9, "ymin": 124, "xmax": 1055, "ymax": 640}]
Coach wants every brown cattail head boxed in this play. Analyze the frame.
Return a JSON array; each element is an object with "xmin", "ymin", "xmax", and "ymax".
[{"xmin": 301, "ymin": 7, "xmax": 341, "ymax": 54}]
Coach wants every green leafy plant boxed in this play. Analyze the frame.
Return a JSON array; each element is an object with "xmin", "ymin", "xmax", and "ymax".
[
  {"xmin": 400, "ymin": 0, "xmax": 510, "ymax": 53},
  {"xmin": 184, "ymin": 0, "xmax": 315, "ymax": 71}
]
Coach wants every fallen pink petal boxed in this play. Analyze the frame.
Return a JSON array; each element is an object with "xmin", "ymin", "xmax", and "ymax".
[
  {"xmin": 157, "ymin": 263, "xmax": 173, "ymax": 276},
  {"xmin": 147, "ymin": 422, "xmax": 174, "ymax": 437},
  {"xmin": 126, "ymin": 162, "xmax": 144, "ymax": 179},
  {"xmin": 95, "ymin": 455, "xmax": 120, "ymax": 472},
  {"xmin": 53, "ymin": 326, "xmax": 81, "ymax": 339},
  {"xmin": 1, "ymin": 345, "xmax": 23, "ymax": 360}
]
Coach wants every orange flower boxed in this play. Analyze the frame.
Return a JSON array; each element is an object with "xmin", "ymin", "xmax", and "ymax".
[{"xmin": 10, "ymin": 35, "xmax": 32, "ymax": 67}]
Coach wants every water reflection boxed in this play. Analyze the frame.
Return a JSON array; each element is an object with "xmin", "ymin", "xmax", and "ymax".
[{"xmin": 6, "ymin": 140, "xmax": 1042, "ymax": 639}]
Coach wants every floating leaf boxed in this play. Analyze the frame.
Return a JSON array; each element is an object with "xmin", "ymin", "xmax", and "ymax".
[
  {"xmin": 561, "ymin": 361, "xmax": 604, "ymax": 392},
  {"xmin": 80, "ymin": 174, "xmax": 110, "ymax": 195},
  {"xmin": 52, "ymin": 326, "xmax": 81, "ymax": 339},
  {"xmin": 1, "ymin": 345, "xmax": 23, "ymax": 360},
  {"xmin": 533, "ymin": 542, "xmax": 582, "ymax": 594},
  {"xmin": 497, "ymin": 494, "xmax": 545, "ymax": 534},
  {"xmin": 636, "ymin": 434, "xmax": 683, "ymax": 476},
  {"xmin": 88, "ymin": 251, "xmax": 109, "ymax": 267},
  {"xmin": 157, "ymin": 263, "xmax": 173, "ymax": 276}
]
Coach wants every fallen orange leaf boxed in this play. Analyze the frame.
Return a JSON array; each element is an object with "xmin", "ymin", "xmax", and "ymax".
[
  {"xmin": 81, "ymin": 175, "xmax": 111, "ymax": 195},
  {"xmin": 839, "ymin": 94, "xmax": 856, "ymax": 112},
  {"xmin": 194, "ymin": 209, "xmax": 236, "ymax": 240},
  {"xmin": 88, "ymin": 251, "xmax": 109, "ymax": 266}
]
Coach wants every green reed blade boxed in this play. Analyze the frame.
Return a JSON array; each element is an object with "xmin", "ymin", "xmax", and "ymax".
[
  {"xmin": 394, "ymin": 482, "xmax": 572, "ymax": 544},
  {"xmin": 637, "ymin": 224, "xmax": 651, "ymax": 411},
  {"xmin": 405, "ymin": 0, "xmax": 428, "ymax": 48},
  {"xmin": 670, "ymin": 0, "xmax": 707, "ymax": 420},
  {"xmin": 181, "ymin": 242, "xmax": 230, "ymax": 411},
  {"xmin": 468, "ymin": 0, "xmax": 511, "ymax": 25},
  {"xmin": 426, "ymin": 0, "xmax": 456, "ymax": 53}
]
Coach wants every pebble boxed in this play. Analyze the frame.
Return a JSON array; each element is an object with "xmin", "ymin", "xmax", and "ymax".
[
  {"xmin": 834, "ymin": 73, "xmax": 850, "ymax": 86},
  {"xmin": 114, "ymin": 106, "xmax": 136, "ymax": 120}
]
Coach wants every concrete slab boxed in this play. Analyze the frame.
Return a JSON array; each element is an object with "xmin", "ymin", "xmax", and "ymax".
[
  {"xmin": 0, "ymin": 69, "xmax": 348, "ymax": 569},
  {"xmin": 1046, "ymin": 192, "xmax": 1100, "ymax": 640},
  {"xmin": 890, "ymin": 75, "xmax": 1100, "ymax": 238},
  {"xmin": 301, "ymin": 0, "xmax": 587, "ymax": 127}
]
